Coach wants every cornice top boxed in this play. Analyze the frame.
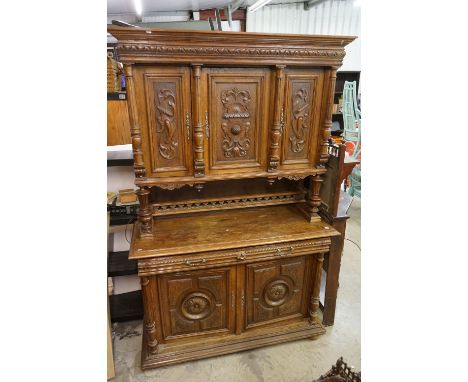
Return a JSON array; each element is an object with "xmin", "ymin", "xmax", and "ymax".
[
  {"xmin": 108, "ymin": 26, "xmax": 356, "ymax": 66},
  {"xmin": 107, "ymin": 26, "xmax": 356, "ymax": 48}
]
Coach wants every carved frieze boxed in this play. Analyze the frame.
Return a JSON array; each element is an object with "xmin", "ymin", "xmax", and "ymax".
[
  {"xmin": 118, "ymin": 44, "xmax": 346, "ymax": 59},
  {"xmin": 156, "ymin": 88, "xmax": 178, "ymax": 160},
  {"xmin": 221, "ymin": 88, "xmax": 252, "ymax": 158}
]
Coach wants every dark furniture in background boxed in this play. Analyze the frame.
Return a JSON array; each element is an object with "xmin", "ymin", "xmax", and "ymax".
[
  {"xmin": 319, "ymin": 143, "xmax": 359, "ymax": 326},
  {"xmin": 108, "ymin": 26, "xmax": 355, "ymax": 369}
]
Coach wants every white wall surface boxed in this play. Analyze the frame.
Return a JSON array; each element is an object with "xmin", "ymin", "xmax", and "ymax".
[{"xmin": 246, "ymin": 0, "xmax": 361, "ymax": 71}]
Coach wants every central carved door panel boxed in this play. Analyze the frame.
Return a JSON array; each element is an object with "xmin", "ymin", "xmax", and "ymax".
[
  {"xmin": 135, "ymin": 66, "xmax": 193, "ymax": 178},
  {"xmin": 202, "ymin": 68, "xmax": 271, "ymax": 174},
  {"xmin": 158, "ymin": 267, "xmax": 236, "ymax": 340},
  {"xmin": 280, "ymin": 68, "xmax": 325, "ymax": 170},
  {"xmin": 245, "ymin": 256, "xmax": 310, "ymax": 329}
]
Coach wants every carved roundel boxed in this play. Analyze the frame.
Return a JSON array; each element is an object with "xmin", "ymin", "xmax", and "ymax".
[
  {"xmin": 263, "ymin": 279, "xmax": 291, "ymax": 307},
  {"xmin": 180, "ymin": 291, "xmax": 215, "ymax": 320}
]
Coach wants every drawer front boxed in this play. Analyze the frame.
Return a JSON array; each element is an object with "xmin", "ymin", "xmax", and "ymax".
[
  {"xmin": 245, "ymin": 256, "xmax": 309, "ymax": 329},
  {"xmin": 158, "ymin": 267, "xmax": 236, "ymax": 340},
  {"xmin": 138, "ymin": 237, "xmax": 331, "ymax": 275}
]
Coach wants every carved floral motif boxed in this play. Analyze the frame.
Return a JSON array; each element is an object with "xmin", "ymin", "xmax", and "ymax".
[
  {"xmin": 290, "ymin": 88, "xmax": 310, "ymax": 153},
  {"xmin": 156, "ymin": 89, "xmax": 178, "ymax": 160},
  {"xmin": 221, "ymin": 88, "xmax": 252, "ymax": 158}
]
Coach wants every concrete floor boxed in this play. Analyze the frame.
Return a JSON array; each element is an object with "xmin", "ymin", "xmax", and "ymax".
[{"xmin": 111, "ymin": 198, "xmax": 361, "ymax": 381}]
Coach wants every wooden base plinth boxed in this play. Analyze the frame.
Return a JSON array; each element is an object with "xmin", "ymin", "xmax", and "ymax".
[{"xmin": 141, "ymin": 319, "xmax": 325, "ymax": 369}]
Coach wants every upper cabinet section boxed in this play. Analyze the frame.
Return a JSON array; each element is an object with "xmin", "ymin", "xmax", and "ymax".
[{"xmin": 110, "ymin": 27, "xmax": 356, "ymax": 186}]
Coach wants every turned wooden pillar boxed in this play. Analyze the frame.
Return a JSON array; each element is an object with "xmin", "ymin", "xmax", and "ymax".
[
  {"xmin": 307, "ymin": 174, "xmax": 324, "ymax": 222},
  {"xmin": 320, "ymin": 67, "xmax": 338, "ymax": 166},
  {"xmin": 191, "ymin": 64, "xmax": 205, "ymax": 177},
  {"xmin": 137, "ymin": 187, "xmax": 153, "ymax": 237},
  {"xmin": 309, "ymin": 252, "xmax": 325, "ymax": 324},
  {"xmin": 268, "ymin": 65, "xmax": 286, "ymax": 172},
  {"xmin": 140, "ymin": 276, "xmax": 159, "ymax": 355},
  {"xmin": 124, "ymin": 64, "xmax": 145, "ymax": 178}
]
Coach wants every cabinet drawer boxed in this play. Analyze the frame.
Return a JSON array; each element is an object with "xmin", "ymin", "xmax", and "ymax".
[{"xmin": 138, "ymin": 237, "xmax": 331, "ymax": 275}]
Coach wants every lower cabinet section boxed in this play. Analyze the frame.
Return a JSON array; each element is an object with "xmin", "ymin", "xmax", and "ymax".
[{"xmin": 139, "ymin": 252, "xmax": 326, "ymax": 369}]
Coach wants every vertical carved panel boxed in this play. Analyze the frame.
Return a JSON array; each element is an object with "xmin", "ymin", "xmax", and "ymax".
[
  {"xmin": 155, "ymin": 85, "xmax": 178, "ymax": 160},
  {"xmin": 281, "ymin": 69, "xmax": 324, "ymax": 168},
  {"xmin": 290, "ymin": 87, "xmax": 311, "ymax": 153},
  {"xmin": 246, "ymin": 256, "xmax": 306, "ymax": 328},
  {"xmin": 207, "ymin": 69, "xmax": 269, "ymax": 173},
  {"xmin": 221, "ymin": 88, "xmax": 252, "ymax": 158},
  {"xmin": 142, "ymin": 66, "xmax": 192, "ymax": 177},
  {"xmin": 159, "ymin": 268, "xmax": 234, "ymax": 339}
]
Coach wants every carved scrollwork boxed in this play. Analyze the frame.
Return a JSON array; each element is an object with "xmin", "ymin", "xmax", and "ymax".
[
  {"xmin": 221, "ymin": 88, "xmax": 252, "ymax": 158},
  {"xmin": 156, "ymin": 89, "xmax": 178, "ymax": 160},
  {"xmin": 290, "ymin": 88, "xmax": 310, "ymax": 153}
]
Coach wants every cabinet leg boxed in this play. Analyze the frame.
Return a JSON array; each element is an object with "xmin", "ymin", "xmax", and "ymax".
[
  {"xmin": 309, "ymin": 252, "xmax": 325, "ymax": 324},
  {"xmin": 306, "ymin": 175, "xmax": 323, "ymax": 222},
  {"xmin": 137, "ymin": 187, "xmax": 153, "ymax": 238}
]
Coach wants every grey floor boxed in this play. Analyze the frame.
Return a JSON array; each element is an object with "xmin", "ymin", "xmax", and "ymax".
[{"xmin": 111, "ymin": 198, "xmax": 361, "ymax": 381}]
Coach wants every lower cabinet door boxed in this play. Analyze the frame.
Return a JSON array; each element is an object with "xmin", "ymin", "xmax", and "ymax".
[
  {"xmin": 158, "ymin": 266, "xmax": 236, "ymax": 340},
  {"xmin": 245, "ymin": 256, "xmax": 309, "ymax": 329}
]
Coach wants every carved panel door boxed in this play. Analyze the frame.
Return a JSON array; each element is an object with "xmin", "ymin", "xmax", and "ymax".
[
  {"xmin": 245, "ymin": 256, "xmax": 310, "ymax": 329},
  {"xmin": 158, "ymin": 267, "xmax": 236, "ymax": 340},
  {"xmin": 135, "ymin": 66, "xmax": 193, "ymax": 177},
  {"xmin": 280, "ymin": 69, "xmax": 325, "ymax": 170},
  {"xmin": 202, "ymin": 68, "xmax": 271, "ymax": 174}
]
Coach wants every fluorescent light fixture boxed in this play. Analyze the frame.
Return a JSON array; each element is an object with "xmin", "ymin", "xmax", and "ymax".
[
  {"xmin": 353, "ymin": 0, "xmax": 361, "ymax": 6},
  {"xmin": 134, "ymin": 0, "xmax": 142, "ymax": 16},
  {"xmin": 248, "ymin": 0, "xmax": 272, "ymax": 13}
]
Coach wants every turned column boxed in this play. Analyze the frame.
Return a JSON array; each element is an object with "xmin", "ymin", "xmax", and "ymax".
[
  {"xmin": 309, "ymin": 252, "xmax": 325, "ymax": 324},
  {"xmin": 124, "ymin": 64, "xmax": 145, "ymax": 178},
  {"xmin": 320, "ymin": 67, "xmax": 338, "ymax": 166},
  {"xmin": 137, "ymin": 187, "xmax": 153, "ymax": 237},
  {"xmin": 191, "ymin": 64, "xmax": 205, "ymax": 177},
  {"xmin": 306, "ymin": 174, "xmax": 324, "ymax": 222},
  {"xmin": 268, "ymin": 65, "xmax": 286, "ymax": 172},
  {"xmin": 140, "ymin": 276, "xmax": 159, "ymax": 355}
]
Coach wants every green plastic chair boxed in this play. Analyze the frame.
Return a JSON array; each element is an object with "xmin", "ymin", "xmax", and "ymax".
[{"xmin": 342, "ymin": 81, "xmax": 361, "ymax": 198}]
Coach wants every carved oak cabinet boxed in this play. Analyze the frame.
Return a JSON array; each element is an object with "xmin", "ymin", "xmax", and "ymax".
[{"xmin": 108, "ymin": 26, "xmax": 355, "ymax": 369}]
